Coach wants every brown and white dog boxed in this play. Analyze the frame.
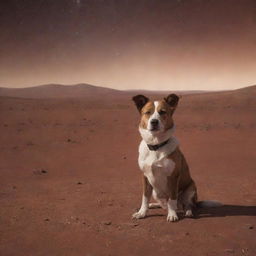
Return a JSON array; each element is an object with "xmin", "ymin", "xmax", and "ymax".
[{"xmin": 132, "ymin": 93, "xmax": 220, "ymax": 222}]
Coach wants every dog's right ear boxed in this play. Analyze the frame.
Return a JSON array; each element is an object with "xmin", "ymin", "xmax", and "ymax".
[
  {"xmin": 164, "ymin": 94, "xmax": 179, "ymax": 109},
  {"xmin": 132, "ymin": 95, "xmax": 149, "ymax": 113}
]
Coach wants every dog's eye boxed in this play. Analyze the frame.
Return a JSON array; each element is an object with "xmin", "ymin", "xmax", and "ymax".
[
  {"xmin": 159, "ymin": 110, "xmax": 167, "ymax": 115},
  {"xmin": 144, "ymin": 111, "xmax": 151, "ymax": 115}
]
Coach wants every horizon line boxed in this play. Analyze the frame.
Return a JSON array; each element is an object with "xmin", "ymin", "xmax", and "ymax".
[{"xmin": 1, "ymin": 82, "xmax": 255, "ymax": 92}]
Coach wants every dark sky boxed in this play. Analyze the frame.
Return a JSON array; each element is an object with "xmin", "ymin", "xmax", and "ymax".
[{"xmin": 0, "ymin": 0, "xmax": 256, "ymax": 90}]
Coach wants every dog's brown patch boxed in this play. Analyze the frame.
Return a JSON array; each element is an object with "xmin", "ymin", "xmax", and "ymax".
[
  {"xmin": 156, "ymin": 100, "xmax": 175, "ymax": 130},
  {"xmin": 140, "ymin": 101, "xmax": 155, "ymax": 129},
  {"xmin": 167, "ymin": 147, "xmax": 197, "ymax": 208}
]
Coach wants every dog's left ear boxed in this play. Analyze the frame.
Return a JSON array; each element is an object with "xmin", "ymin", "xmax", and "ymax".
[
  {"xmin": 164, "ymin": 94, "xmax": 179, "ymax": 110},
  {"xmin": 132, "ymin": 94, "xmax": 149, "ymax": 113}
]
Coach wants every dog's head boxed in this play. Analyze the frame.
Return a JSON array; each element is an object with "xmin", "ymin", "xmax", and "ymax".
[{"xmin": 132, "ymin": 94, "xmax": 179, "ymax": 133}]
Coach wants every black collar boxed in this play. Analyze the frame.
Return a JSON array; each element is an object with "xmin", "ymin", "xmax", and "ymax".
[{"xmin": 147, "ymin": 139, "xmax": 170, "ymax": 151}]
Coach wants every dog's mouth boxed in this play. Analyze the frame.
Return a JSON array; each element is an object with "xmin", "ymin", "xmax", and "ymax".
[{"xmin": 149, "ymin": 126, "xmax": 160, "ymax": 132}]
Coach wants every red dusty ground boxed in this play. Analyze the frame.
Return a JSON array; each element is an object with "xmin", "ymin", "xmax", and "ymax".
[{"xmin": 0, "ymin": 87, "xmax": 255, "ymax": 256}]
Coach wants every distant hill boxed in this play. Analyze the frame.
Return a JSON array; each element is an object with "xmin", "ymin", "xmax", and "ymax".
[
  {"xmin": 125, "ymin": 89, "xmax": 213, "ymax": 96},
  {"xmin": 0, "ymin": 83, "xmax": 123, "ymax": 99},
  {"xmin": 179, "ymin": 84, "xmax": 256, "ymax": 111},
  {"xmin": 0, "ymin": 83, "xmax": 255, "ymax": 100},
  {"xmin": 234, "ymin": 84, "xmax": 256, "ymax": 93},
  {"xmin": 0, "ymin": 83, "xmax": 212, "ymax": 99}
]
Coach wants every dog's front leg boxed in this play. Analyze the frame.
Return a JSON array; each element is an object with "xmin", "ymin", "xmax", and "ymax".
[
  {"xmin": 166, "ymin": 175, "xmax": 179, "ymax": 222},
  {"xmin": 132, "ymin": 175, "xmax": 152, "ymax": 219}
]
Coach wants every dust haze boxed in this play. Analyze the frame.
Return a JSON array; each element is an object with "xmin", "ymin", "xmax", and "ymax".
[{"xmin": 0, "ymin": 0, "xmax": 256, "ymax": 90}]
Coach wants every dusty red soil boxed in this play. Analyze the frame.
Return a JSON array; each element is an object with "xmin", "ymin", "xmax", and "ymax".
[{"xmin": 0, "ymin": 85, "xmax": 255, "ymax": 256}]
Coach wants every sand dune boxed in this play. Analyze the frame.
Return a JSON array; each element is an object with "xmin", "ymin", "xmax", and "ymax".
[
  {"xmin": 0, "ymin": 83, "xmax": 123, "ymax": 99},
  {"xmin": 0, "ymin": 83, "xmax": 255, "ymax": 99},
  {"xmin": 0, "ymin": 84, "xmax": 255, "ymax": 256},
  {"xmin": 0, "ymin": 83, "xmax": 226, "ymax": 99}
]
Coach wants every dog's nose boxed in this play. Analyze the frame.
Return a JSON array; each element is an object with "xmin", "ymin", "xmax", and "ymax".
[{"xmin": 150, "ymin": 119, "xmax": 159, "ymax": 126}]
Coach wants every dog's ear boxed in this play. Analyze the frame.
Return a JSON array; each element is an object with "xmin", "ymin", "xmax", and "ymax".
[
  {"xmin": 132, "ymin": 95, "xmax": 149, "ymax": 113},
  {"xmin": 164, "ymin": 94, "xmax": 179, "ymax": 110}
]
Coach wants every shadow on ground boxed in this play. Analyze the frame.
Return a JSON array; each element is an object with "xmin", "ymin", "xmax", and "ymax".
[{"xmin": 196, "ymin": 204, "xmax": 256, "ymax": 218}]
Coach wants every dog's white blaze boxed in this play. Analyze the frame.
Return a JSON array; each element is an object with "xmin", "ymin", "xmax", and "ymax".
[
  {"xmin": 152, "ymin": 101, "xmax": 160, "ymax": 120},
  {"xmin": 147, "ymin": 101, "xmax": 164, "ymax": 131}
]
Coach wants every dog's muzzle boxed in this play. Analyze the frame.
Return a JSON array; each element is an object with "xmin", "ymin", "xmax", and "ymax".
[{"xmin": 149, "ymin": 119, "xmax": 159, "ymax": 131}]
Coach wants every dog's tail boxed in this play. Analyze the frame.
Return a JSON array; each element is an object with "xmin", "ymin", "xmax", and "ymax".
[{"xmin": 197, "ymin": 200, "xmax": 222, "ymax": 208}]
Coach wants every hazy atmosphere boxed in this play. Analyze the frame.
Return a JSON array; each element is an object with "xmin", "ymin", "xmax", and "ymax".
[{"xmin": 1, "ymin": 0, "xmax": 256, "ymax": 90}]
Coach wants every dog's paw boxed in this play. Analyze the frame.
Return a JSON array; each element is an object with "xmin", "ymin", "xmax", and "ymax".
[
  {"xmin": 149, "ymin": 203, "xmax": 161, "ymax": 209},
  {"xmin": 132, "ymin": 211, "xmax": 147, "ymax": 219},
  {"xmin": 167, "ymin": 211, "xmax": 179, "ymax": 222},
  {"xmin": 185, "ymin": 209, "xmax": 193, "ymax": 218}
]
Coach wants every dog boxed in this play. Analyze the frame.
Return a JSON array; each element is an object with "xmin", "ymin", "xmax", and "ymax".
[{"xmin": 132, "ymin": 93, "xmax": 220, "ymax": 222}]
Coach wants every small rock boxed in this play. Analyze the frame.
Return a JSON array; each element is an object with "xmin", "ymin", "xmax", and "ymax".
[
  {"xmin": 245, "ymin": 224, "xmax": 254, "ymax": 230},
  {"xmin": 241, "ymin": 248, "xmax": 249, "ymax": 254},
  {"xmin": 41, "ymin": 169, "xmax": 47, "ymax": 174},
  {"xmin": 44, "ymin": 218, "xmax": 50, "ymax": 222},
  {"xmin": 224, "ymin": 249, "xmax": 234, "ymax": 253},
  {"xmin": 67, "ymin": 138, "xmax": 71, "ymax": 142},
  {"xmin": 126, "ymin": 222, "xmax": 139, "ymax": 227},
  {"xmin": 77, "ymin": 182, "xmax": 83, "ymax": 185},
  {"xmin": 103, "ymin": 221, "xmax": 112, "ymax": 225}
]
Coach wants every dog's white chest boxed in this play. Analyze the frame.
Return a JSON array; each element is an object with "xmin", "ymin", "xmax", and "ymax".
[{"xmin": 138, "ymin": 141, "xmax": 176, "ymax": 198}]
